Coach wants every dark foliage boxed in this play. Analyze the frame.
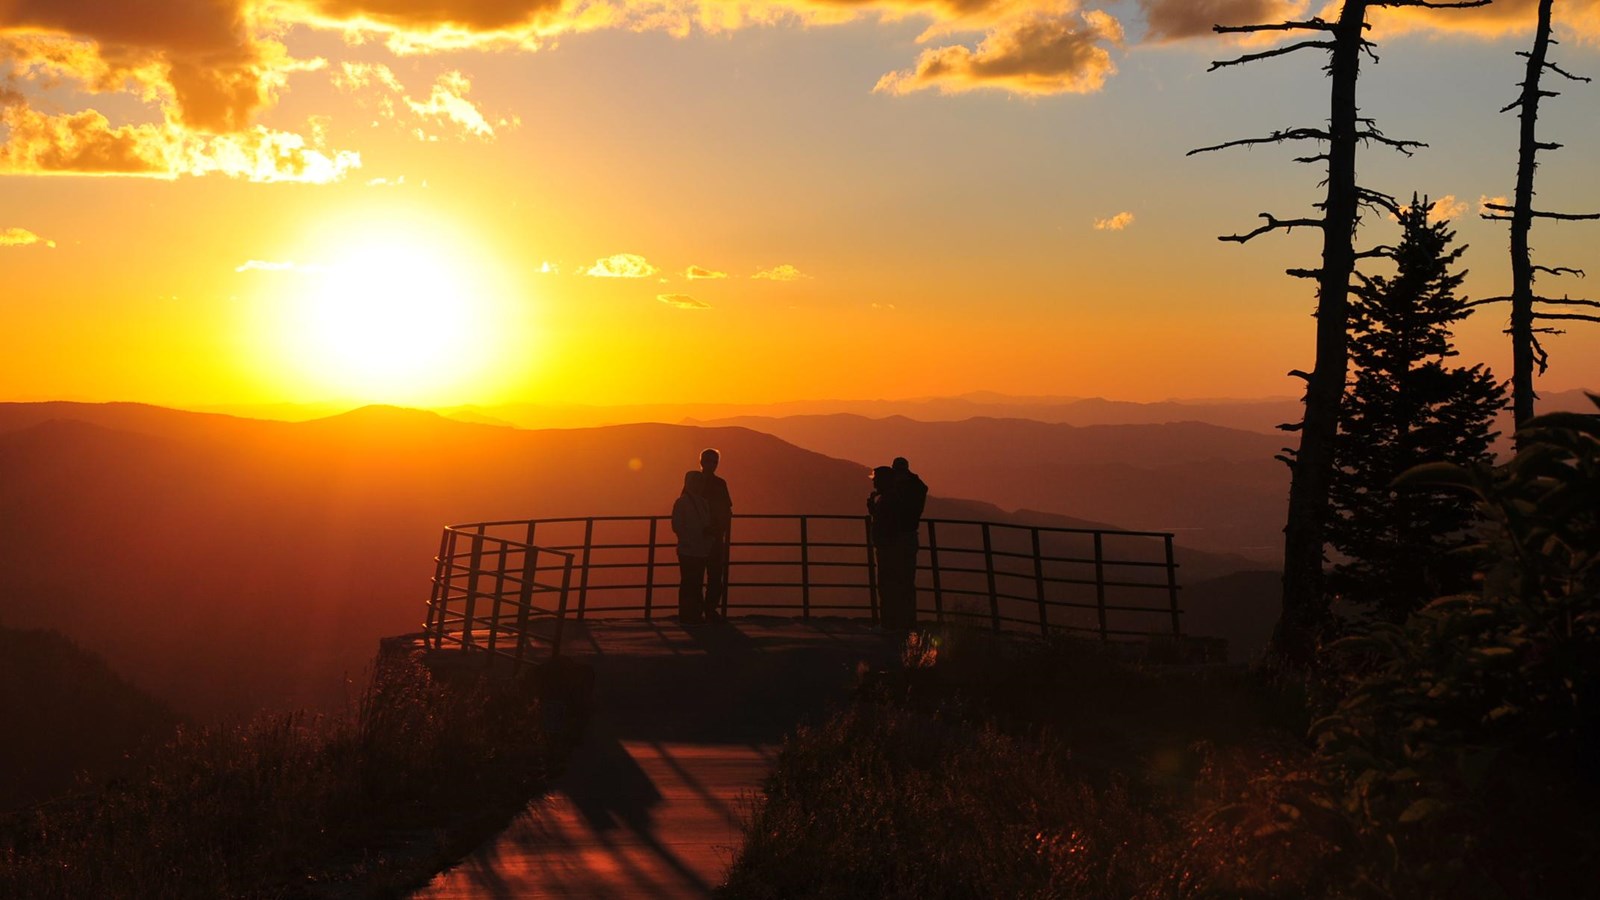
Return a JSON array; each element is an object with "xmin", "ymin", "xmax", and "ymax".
[
  {"xmin": 0, "ymin": 648, "xmax": 580, "ymax": 898},
  {"xmin": 1329, "ymin": 197, "xmax": 1506, "ymax": 620}
]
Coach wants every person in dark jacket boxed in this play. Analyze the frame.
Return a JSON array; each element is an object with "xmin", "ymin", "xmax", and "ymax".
[
  {"xmin": 672, "ymin": 470, "xmax": 714, "ymax": 624},
  {"xmin": 868, "ymin": 462, "xmax": 925, "ymax": 632},
  {"xmin": 699, "ymin": 448, "xmax": 733, "ymax": 621}
]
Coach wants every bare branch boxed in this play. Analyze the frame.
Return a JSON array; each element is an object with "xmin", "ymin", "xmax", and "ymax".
[
  {"xmin": 1534, "ymin": 313, "xmax": 1600, "ymax": 323},
  {"xmin": 1355, "ymin": 244, "xmax": 1396, "ymax": 260},
  {"xmin": 1207, "ymin": 41, "xmax": 1334, "ymax": 72},
  {"xmin": 1219, "ymin": 213, "xmax": 1324, "ymax": 243},
  {"xmin": 1286, "ymin": 268, "xmax": 1322, "ymax": 280},
  {"xmin": 1214, "ymin": 19, "xmax": 1336, "ymax": 35},
  {"xmin": 1374, "ymin": 1, "xmax": 1492, "ymax": 8},
  {"xmin": 1544, "ymin": 61, "xmax": 1591, "ymax": 83},
  {"xmin": 1541, "ymin": 296, "xmax": 1600, "ymax": 309},
  {"xmin": 1355, "ymin": 130, "xmax": 1427, "ymax": 155},
  {"xmin": 1463, "ymin": 296, "xmax": 1512, "ymax": 308},
  {"xmin": 1482, "ymin": 202, "xmax": 1600, "ymax": 221},
  {"xmin": 1534, "ymin": 265, "xmax": 1586, "ymax": 278},
  {"xmin": 1187, "ymin": 127, "xmax": 1330, "ymax": 157}
]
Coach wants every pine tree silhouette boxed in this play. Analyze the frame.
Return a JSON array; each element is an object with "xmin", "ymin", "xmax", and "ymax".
[{"xmin": 1329, "ymin": 197, "xmax": 1506, "ymax": 620}]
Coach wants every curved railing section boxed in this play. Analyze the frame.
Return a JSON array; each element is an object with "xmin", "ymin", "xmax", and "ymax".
[{"xmin": 423, "ymin": 514, "xmax": 1184, "ymax": 665}]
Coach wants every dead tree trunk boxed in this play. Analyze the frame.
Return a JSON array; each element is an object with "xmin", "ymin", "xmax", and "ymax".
[
  {"xmin": 1190, "ymin": 0, "xmax": 1487, "ymax": 669},
  {"xmin": 1480, "ymin": 0, "xmax": 1600, "ymax": 431}
]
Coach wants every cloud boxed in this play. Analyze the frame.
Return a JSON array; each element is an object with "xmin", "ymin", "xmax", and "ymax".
[
  {"xmin": 586, "ymin": 253, "xmax": 658, "ymax": 278},
  {"xmin": 334, "ymin": 63, "xmax": 510, "ymax": 140},
  {"xmin": 686, "ymin": 264, "xmax": 728, "ymax": 280},
  {"xmin": 658, "ymin": 293, "xmax": 711, "ymax": 309},
  {"xmin": 1371, "ymin": 0, "xmax": 1600, "ymax": 41},
  {"xmin": 1394, "ymin": 194, "xmax": 1467, "ymax": 223},
  {"xmin": 1137, "ymin": 0, "xmax": 1309, "ymax": 42},
  {"xmin": 0, "ymin": 99, "xmax": 360, "ymax": 180},
  {"xmin": 1093, "ymin": 210, "xmax": 1134, "ymax": 231},
  {"xmin": 539, "ymin": 260, "xmax": 560, "ymax": 274},
  {"xmin": 1136, "ymin": 0, "xmax": 1600, "ymax": 43},
  {"xmin": 876, "ymin": 8, "xmax": 1123, "ymax": 96},
  {"xmin": 1479, "ymin": 195, "xmax": 1511, "ymax": 215},
  {"xmin": 0, "ymin": 227, "xmax": 55, "ymax": 248},
  {"xmin": 365, "ymin": 175, "xmax": 406, "ymax": 186},
  {"xmin": 753, "ymin": 263, "xmax": 809, "ymax": 281},
  {"xmin": 0, "ymin": 3, "xmax": 355, "ymax": 180}
]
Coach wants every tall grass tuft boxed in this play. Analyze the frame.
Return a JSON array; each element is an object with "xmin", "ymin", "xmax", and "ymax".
[{"xmin": 1, "ymin": 646, "xmax": 579, "ymax": 898}]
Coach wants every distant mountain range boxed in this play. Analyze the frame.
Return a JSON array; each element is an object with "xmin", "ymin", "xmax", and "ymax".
[
  {"xmin": 0, "ymin": 402, "xmax": 1266, "ymax": 718},
  {"xmin": 687, "ymin": 414, "xmax": 1290, "ymax": 560}
]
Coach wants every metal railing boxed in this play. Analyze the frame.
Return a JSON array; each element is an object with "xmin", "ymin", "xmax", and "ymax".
[{"xmin": 423, "ymin": 514, "xmax": 1183, "ymax": 666}]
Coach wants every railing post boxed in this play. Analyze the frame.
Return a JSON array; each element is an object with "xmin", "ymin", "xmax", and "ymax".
[
  {"xmin": 486, "ymin": 540, "xmax": 508, "ymax": 658},
  {"xmin": 462, "ymin": 527, "xmax": 485, "ymax": 648},
  {"xmin": 1165, "ymin": 534, "xmax": 1182, "ymax": 637},
  {"xmin": 982, "ymin": 522, "xmax": 1000, "ymax": 633},
  {"xmin": 645, "ymin": 517, "xmax": 658, "ymax": 620},
  {"xmin": 426, "ymin": 528, "xmax": 449, "ymax": 643},
  {"xmin": 721, "ymin": 518, "xmax": 733, "ymax": 616},
  {"xmin": 577, "ymin": 518, "xmax": 594, "ymax": 619},
  {"xmin": 1093, "ymin": 531, "xmax": 1109, "ymax": 641},
  {"xmin": 927, "ymin": 520, "xmax": 944, "ymax": 625},
  {"xmin": 864, "ymin": 516, "xmax": 879, "ymax": 625},
  {"xmin": 514, "ymin": 546, "xmax": 536, "ymax": 666},
  {"xmin": 1032, "ymin": 527, "xmax": 1048, "ymax": 637},
  {"xmin": 552, "ymin": 555, "xmax": 573, "ymax": 658},
  {"xmin": 799, "ymin": 516, "xmax": 811, "ymax": 620}
]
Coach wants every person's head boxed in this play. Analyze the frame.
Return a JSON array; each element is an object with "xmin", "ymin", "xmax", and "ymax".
[
  {"xmin": 871, "ymin": 465, "xmax": 895, "ymax": 492},
  {"xmin": 700, "ymin": 448, "xmax": 720, "ymax": 474},
  {"xmin": 682, "ymin": 470, "xmax": 704, "ymax": 495},
  {"xmin": 892, "ymin": 457, "xmax": 910, "ymax": 475}
]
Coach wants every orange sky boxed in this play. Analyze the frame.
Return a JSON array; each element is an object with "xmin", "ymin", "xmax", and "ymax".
[{"xmin": 3, "ymin": 0, "xmax": 1598, "ymax": 408}]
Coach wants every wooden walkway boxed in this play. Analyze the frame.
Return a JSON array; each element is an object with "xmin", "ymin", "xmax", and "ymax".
[{"xmin": 414, "ymin": 617, "xmax": 900, "ymax": 898}]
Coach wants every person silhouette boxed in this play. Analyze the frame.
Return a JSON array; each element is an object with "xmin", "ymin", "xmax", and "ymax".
[
  {"xmin": 671, "ymin": 470, "xmax": 713, "ymax": 624},
  {"xmin": 699, "ymin": 448, "xmax": 733, "ymax": 622},
  {"xmin": 868, "ymin": 461, "xmax": 925, "ymax": 632}
]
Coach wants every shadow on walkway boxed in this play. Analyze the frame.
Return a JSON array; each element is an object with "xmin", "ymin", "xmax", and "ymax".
[{"xmin": 416, "ymin": 617, "xmax": 898, "ymax": 899}]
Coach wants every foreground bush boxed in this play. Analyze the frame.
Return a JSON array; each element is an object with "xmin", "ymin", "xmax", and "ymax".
[{"xmin": 1, "ymin": 646, "xmax": 580, "ymax": 898}]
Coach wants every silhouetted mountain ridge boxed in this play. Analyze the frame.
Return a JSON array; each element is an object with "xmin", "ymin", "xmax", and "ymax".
[{"xmin": 0, "ymin": 402, "xmax": 1265, "ymax": 717}]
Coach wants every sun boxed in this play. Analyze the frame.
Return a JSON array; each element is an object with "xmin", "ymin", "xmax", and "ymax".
[{"xmin": 273, "ymin": 222, "xmax": 528, "ymax": 406}]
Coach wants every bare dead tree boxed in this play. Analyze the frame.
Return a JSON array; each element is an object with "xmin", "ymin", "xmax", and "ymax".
[
  {"xmin": 1476, "ymin": 0, "xmax": 1599, "ymax": 429},
  {"xmin": 1188, "ymin": 0, "xmax": 1488, "ymax": 669}
]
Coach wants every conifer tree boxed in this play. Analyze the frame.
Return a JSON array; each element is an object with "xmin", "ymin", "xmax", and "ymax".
[
  {"xmin": 1328, "ymin": 197, "xmax": 1506, "ymax": 620},
  {"xmin": 1189, "ymin": 0, "xmax": 1488, "ymax": 667}
]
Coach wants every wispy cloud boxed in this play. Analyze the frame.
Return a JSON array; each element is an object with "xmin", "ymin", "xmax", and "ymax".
[
  {"xmin": 1480, "ymin": 194, "xmax": 1511, "ymax": 215},
  {"xmin": 334, "ymin": 63, "xmax": 512, "ymax": 141},
  {"xmin": 1093, "ymin": 211, "xmax": 1135, "ymax": 231},
  {"xmin": 0, "ymin": 227, "xmax": 54, "ymax": 248},
  {"xmin": 753, "ymin": 263, "xmax": 809, "ymax": 281},
  {"xmin": 539, "ymin": 261, "xmax": 561, "ymax": 274},
  {"xmin": 587, "ymin": 253, "xmax": 659, "ymax": 278},
  {"xmin": 686, "ymin": 264, "xmax": 728, "ymax": 280},
  {"xmin": 658, "ymin": 293, "xmax": 712, "ymax": 309}
]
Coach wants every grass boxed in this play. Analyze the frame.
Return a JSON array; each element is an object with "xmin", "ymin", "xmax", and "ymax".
[
  {"xmin": 0, "ymin": 642, "xmax": 590, "ymax": 899},
  {"xmin": 719, "ymin": 627, "xmax": 1368, "ymax": 899}
]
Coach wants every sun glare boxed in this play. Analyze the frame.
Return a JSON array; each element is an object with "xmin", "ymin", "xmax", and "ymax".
[{"xmin": 272, "ymin": 222, "xmax": 530, "ymax": 406}]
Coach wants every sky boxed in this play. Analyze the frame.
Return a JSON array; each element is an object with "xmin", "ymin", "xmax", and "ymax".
[{"xmin": 3, "ymin": 0, "xmax": 1599, "ymax": 409}]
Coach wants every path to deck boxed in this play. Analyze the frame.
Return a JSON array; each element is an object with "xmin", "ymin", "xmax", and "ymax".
[{"xmin": 415, "ymin": 617, "xmax": 900, "ymax": 899}]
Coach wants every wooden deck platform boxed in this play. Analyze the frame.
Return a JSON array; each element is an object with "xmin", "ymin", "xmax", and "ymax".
[{"xmin": 414, "ymin": 617, "xmax": 901, "ymax": 898}]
